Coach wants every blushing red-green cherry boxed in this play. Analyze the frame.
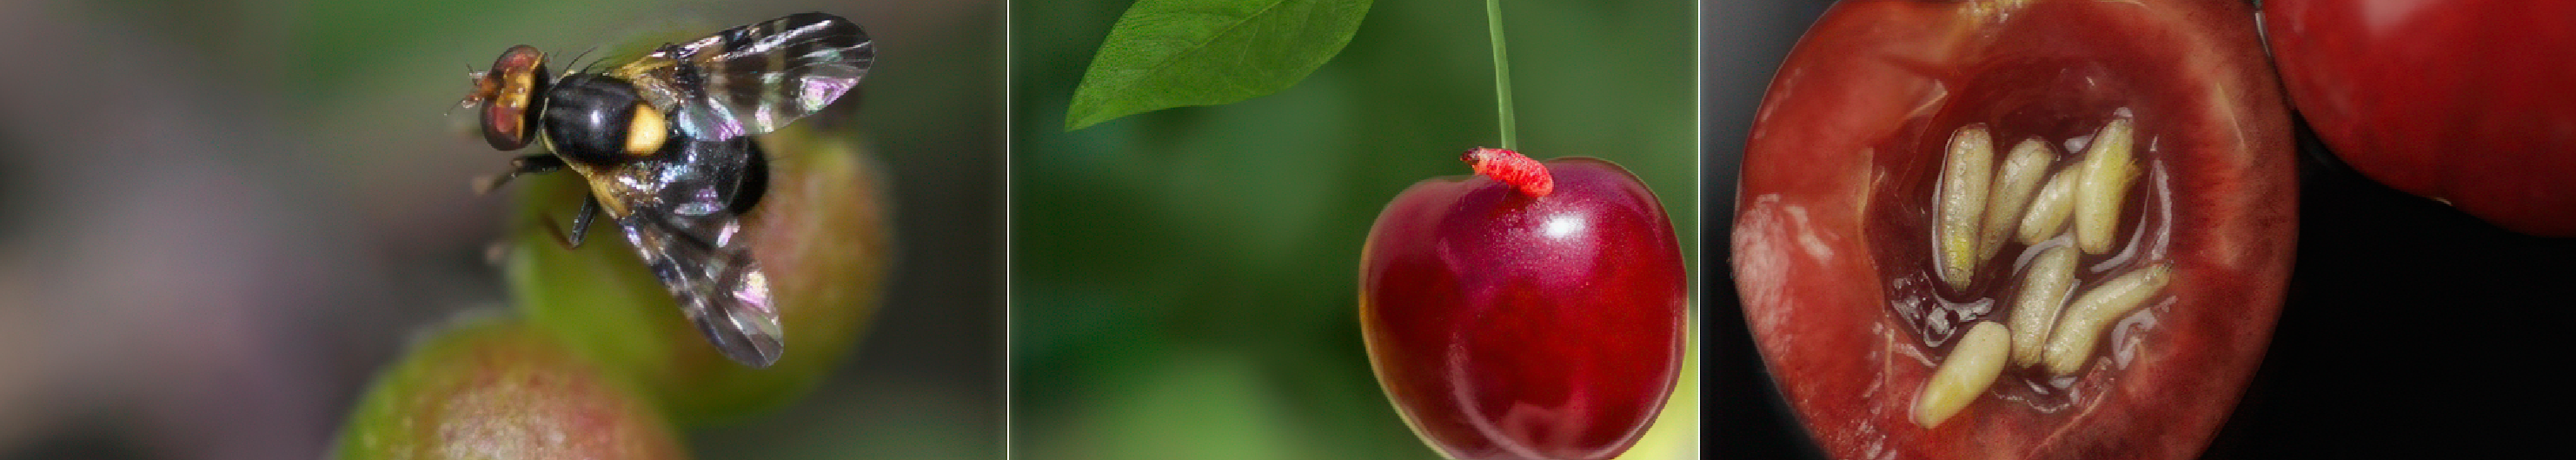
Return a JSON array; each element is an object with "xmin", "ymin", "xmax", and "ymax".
[
  {"xmin": 1359, "ymin": 149, "xmax": 1686, "ymax": 460},
  {"xmin": 332, "ymin": 315, "xmax": 684, "ymax": 460},
  {"xmin": 506, "ymin": 125, "xmax": 893, "ymax": 425}
]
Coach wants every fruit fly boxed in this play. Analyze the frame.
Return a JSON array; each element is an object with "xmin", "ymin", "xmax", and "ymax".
[{"xmin": 456, "ymin": 12, "xmax": 873, "ymax": 368}]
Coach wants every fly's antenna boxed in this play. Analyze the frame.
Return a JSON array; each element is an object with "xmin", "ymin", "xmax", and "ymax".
[
  {"xmin": 451, "ymin": 63, "xmax": 487, "ymax": 117},
  {"xmin": 561, "ymin": 44, "xmax": 603, "ymax": 78}
]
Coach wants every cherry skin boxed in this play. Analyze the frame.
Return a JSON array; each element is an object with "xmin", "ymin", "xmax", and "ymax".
[
  {"xmin": 506, "ymin": 126, "xmax": 893, "ymax": 424},
  {"xmin": 2265, "ymin": 0, "xmax": 2576, "ymax": 237},
  {"xmin": 1733, "ymin": 1, "xmax": 2294, "ymax": 458},
  {"xmin": 334, "ymin": 317, "xmax": 683, "ymax": 460},
  {"xmin": 1360, "ymin": 155, "xmax": 1685, "ymax": 460}
]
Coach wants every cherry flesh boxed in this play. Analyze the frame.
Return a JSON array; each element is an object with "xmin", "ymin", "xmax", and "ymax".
[{"xmin": 1732, "ymin": 1, "xmax": 2295, "ymax": 458}]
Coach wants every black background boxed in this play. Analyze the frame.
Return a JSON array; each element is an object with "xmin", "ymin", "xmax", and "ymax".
[{"xmin": 1703, "ymin": 1, "xmax": 2576, "ymax": 457}]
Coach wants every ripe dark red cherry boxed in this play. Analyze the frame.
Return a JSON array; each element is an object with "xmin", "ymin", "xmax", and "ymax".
[
  {"xmin": 1360, "ymin": 152, "xmax": 1686, "ymax": 460},
  {"xmin": 1732, "ymin": 1, "xmax": 2294, "ymax": 458},
  {"xmin": 2265, "ymin": 0, "xmax": 2576, "ymax": 237}
]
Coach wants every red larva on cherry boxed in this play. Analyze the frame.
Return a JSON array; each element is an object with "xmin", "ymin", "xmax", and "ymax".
[{"xmin": 1361, "ymin": 148, "xmax": 1685, "ymax": 460}]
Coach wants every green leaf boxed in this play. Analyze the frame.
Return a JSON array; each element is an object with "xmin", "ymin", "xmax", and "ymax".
[{"xmin": 1064, "ymin": 0, "xmax": 1371, "ymax": 130}]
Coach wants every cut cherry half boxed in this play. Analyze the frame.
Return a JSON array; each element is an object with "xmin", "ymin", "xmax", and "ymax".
[{"xmin": 1730, "ymin": 0, "xmax": 2296, "ymax": 458}]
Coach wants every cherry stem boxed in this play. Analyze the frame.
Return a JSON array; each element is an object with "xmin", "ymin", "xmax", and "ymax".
[
  {"xmin": 1485, "ymin": 0, "xmax": 1517, "ymax": 150},
  {"xmin": 1464, "ymin": 147, "xmax": 1552, "ymax": 197}
]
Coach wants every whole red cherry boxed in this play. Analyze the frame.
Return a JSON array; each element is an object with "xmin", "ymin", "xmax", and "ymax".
[
  {"xmin": 2264, "ymin": 0, "xmax": 2576, "ymax": 237},
  {"xmin": 1732, "ymin": 0, "xmax": 2295, "ymax": 458},
  {"xmin": 1360, "ymin": 150, "xmax": 1685, "ymax": 460}
]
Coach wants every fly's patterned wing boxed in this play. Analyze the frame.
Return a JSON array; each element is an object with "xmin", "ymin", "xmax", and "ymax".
[
  {"xmin": 615, "ymin": 12, "xmax": 873, "ymax": 140},
  {"xmin": 600, "ymin": 137, "xmax": 782, "ymax": 367},
  {"xmin": 621, "ymin": 210, "xmax": 778, "ymax": 366}
]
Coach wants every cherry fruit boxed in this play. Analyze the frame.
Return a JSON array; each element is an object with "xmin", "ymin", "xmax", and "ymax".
[
  {"xmin": 1733, "ymin": 0, "xmax": 2295, "ymax": 458},
  {"xmin": 334, "ymin": 317, "xmax": 682, "ymax": 460},
  {"xmin": 2265, "ymin": 0, "xmax": 2576, "ymax": 237},
  {"xmin": 1360, "ymin": 150, "xmax": 1686, "ymax": 460}
]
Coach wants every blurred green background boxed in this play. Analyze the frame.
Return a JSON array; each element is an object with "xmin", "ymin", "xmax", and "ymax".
[
  {"xmin": 1012, "ymin": 0, "xmax": 1696, "ymax": 458},
  {"xmin": 0, "ymin": 0, "xmax": 999, "ymax": 458}
]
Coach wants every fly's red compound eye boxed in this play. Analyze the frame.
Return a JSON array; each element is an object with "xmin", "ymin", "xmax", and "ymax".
[{"xmin": 475, "ymin": 44, "xmax": 549, "ymax": 150}]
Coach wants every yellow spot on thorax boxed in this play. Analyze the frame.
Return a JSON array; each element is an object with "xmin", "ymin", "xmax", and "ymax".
[{"xmin": 625, "ymin": 103, "xmax": 668, "ymax": 157}]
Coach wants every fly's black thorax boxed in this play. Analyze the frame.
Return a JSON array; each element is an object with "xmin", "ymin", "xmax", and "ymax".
[
  {"xmin": 540, "ymin": 73, "xmax": 666, "ymax": 168},
  {"xmin": 541, "ymin": 72, "xmax": 770, "ymax": 215}
]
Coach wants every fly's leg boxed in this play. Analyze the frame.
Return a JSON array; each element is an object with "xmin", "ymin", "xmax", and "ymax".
[
  {"xmin": 541, "ymin": 197, "xmax": 602, "ymax": 249},
  {"xmin": 474, "ymin": 153, "xmax": 568, "ymax": 194}
]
